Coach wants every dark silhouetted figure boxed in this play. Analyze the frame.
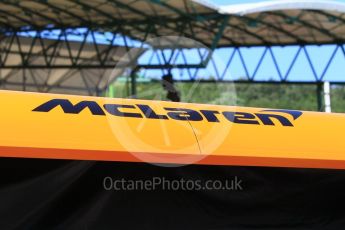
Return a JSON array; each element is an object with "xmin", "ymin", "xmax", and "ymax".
[{"xmin": 162, "ymin": 73, "xmax": 180, "ymax": 102}]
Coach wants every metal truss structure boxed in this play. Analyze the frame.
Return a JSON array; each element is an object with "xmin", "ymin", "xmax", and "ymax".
[
  {"xmin": 0, "ymin": 0, "xmax": 345, "ymax": 109},
  {"xmin": 138, "ymin": 44, "xmax": 345, "ymax": 83},
  {"xmin": 0, "ymin": 32, "xmax": 145, "ymax": 95}
]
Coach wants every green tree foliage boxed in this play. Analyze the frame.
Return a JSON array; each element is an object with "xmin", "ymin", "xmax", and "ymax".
[
  {"xmin": 331, "ymin": 85, "xmax": 345, "ymax": 113},
  {"xmin": 107, "ymin": 81, "xmax": 345, "ymax": 113}
]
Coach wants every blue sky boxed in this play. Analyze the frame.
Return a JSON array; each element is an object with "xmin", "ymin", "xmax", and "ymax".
[
  {"xmin": 212, "ymin": 0, "xmax": 274, "ymax": 4},
  {"xmin": 211, "ymin": 0, "xmax": 345, "ymax": 5},
  {"xmin": 198, "ymin": 0, "xmax": 345, "ymax": 82},
  {"xmin": 141, "ymin": 0, "xmax": 345, "ymax": 82}
]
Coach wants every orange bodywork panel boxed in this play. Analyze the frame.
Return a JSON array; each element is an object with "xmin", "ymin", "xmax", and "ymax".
[{"xmin": 0, "ymin": 90, "xmax": 344, "ymax": 169}]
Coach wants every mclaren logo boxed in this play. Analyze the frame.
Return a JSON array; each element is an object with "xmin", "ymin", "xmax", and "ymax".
[{"xmin": 32, "ymin": 99, "xmax": 303, "ymax": 127}]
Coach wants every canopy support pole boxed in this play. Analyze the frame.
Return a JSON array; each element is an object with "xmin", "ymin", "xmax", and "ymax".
[{"xmin": 324, "ymin": 81, "xmax": 332, "ymax": 113}]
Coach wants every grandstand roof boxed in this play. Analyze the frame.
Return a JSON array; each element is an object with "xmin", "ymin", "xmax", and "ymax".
[
  {"xmin": 0, "ymin": 0, "xmax": 219, "ymax": 30},
  {"xmin": 220, "ymin": 0, "xmax": 345, "ymax": 46},
  {"xmin": 1, "ymin": 0, "xmax": 345, "ymax": 47}
]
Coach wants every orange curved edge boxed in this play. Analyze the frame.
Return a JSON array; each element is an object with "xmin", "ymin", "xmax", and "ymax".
[{"xmin": 1, "ymin": 146, "xmax": 345, "ymax": 170}]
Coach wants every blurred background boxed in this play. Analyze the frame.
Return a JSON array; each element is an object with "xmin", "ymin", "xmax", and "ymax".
[{"xmin": 1, "ymin": 0, "xmax": 345, "ymax": 112}]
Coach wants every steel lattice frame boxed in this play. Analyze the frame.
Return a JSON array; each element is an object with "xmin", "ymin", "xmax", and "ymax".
[{"xmin": 0, "ymin": 0, "xmax": 345, "ymax": 99}]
